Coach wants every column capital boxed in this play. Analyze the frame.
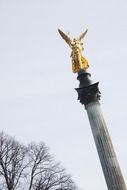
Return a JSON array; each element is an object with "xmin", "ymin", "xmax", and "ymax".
[{"xmin": 75, "ymin": 69, "xmax": 101, "ymax": 105}]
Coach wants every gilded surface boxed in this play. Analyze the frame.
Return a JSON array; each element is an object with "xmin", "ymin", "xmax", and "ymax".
[{"xmin": 58, "ymin": 29, "xmax": 89, "ymax": 73}]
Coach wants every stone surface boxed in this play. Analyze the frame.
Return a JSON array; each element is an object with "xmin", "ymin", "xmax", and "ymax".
[{"xmin": 86, "ymin": 101, "xmax": 127, "ymax": 190}]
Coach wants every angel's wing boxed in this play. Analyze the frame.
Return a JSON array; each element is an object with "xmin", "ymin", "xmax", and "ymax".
[
  {"xmin": 78, "ymin": 29, "xmax": 88, "ymax": 41},
  {"xmin": 58, "ymin": 29, "xmax": 72, "ymax": 47}
]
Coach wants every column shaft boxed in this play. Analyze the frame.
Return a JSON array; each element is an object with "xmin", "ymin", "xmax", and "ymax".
[{"xmin": 86, "ymin": 101, "xmax": 126, "ymax": 190}]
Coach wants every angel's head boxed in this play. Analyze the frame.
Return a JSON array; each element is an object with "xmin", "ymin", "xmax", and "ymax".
[
  {"xmin": 73, "ymin": 38, "xmax": 77, "ymax": 44},
  {"xmin": 72, "ymin": 38, "xmax": 84, "ymax": 51}
]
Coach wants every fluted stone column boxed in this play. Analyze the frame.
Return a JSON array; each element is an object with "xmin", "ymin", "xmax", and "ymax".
[{"xmin": 75, "ymin": 70, "xmax": 126, "ymax": 190}]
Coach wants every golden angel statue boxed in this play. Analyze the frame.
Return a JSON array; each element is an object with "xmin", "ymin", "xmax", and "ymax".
[{"xmin": 58, "ymin": 29, "xmax": 89, "ymax": 73}]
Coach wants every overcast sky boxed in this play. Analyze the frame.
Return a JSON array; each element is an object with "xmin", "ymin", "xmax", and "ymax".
[{"xmin": 0, "ymin": 0, "xmax": 127, "ymax": 190}]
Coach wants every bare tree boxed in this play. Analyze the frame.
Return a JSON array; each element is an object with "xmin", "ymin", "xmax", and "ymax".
[
  {"xmin": 0, "ymin": 132, "xmax": 28, "ymax": 190},
  {"xmin": 0, "ymin": 132, "xmax": 79, "ymax": 190},
  {"xmin": 32, "ymin": 164, "xmax": 78, "ymax": 190},
  {"xmin": 27, "ymin": 142, "xmax": 51, "ymax": 190},
  {"xmin": 27, "ymin": 143, "xmax": 78, "ymax": 190}
]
